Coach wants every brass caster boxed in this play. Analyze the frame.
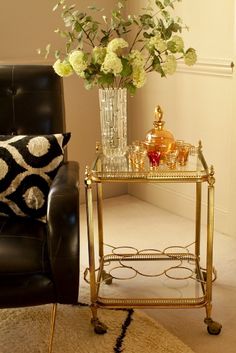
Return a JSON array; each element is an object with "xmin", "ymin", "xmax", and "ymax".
[
  {"xmin": 91, "ymin": 318, "xmax": 108, "ymax": 335},
  {"xmin": 101, "ymin": 270, "xmax": 113, "ymax": 285},
  {"xmin": 204, "ymin": 318, "xmax": 222, "ymax": 335}
]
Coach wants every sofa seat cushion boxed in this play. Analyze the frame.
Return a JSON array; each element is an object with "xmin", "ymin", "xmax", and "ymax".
[{"xmin": 0, "ymin": 216, "xmax": 50, "ymax": 275}]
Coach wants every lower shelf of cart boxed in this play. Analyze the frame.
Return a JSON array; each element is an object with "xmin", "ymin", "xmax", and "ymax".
[{"xmin": 96, "ymin": 252, "xmax": 208, "ymax": 308}]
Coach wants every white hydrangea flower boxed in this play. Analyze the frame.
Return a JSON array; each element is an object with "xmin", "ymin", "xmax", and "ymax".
[
  {"xmin": 171, "ymin": 35, "xmax": 184, "ymax": 52},
  {"xmin": 162, "ymin": 55, "xmax": 177, "ymax": 75},
  {"xmin": 184, "ymin": 48, "xmax": 197, "ymax": 66},
  {"xmin": 129, "ymin": 50, "xmax": 145, "ymax": 66},
  {"xmin": 148, "ymin": 34, "xmax": 167, "ymax": 53},
  {"xmin": 68, "ymin": 50, "xmax": 88, "ymax": 75},
  {"xmin": 128, "ymin": 50, "xmax": 146, "ymax": 88},
  {"xmin": 53, "ymin": 59, "xmax": 73, "ymax": 77},
  {"xmin": 92, "ymin": 46, "xmax": 107, "ymax": 65},
  {"xmin": 107, "ymin": 38, "xmax": 128, "ymax": 53},
  {"xmin": 101, "ymin": 52, "xmax": 123, "ymax": 76},
  {"xmin": 132, "ymin": 65, "xmax": 147, "ymax": 88}
]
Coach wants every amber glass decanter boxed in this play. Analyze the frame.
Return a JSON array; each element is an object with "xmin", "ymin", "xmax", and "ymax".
[{"xmin": 145, "ymin": 105, "xmax": 175, "ymax": 162}]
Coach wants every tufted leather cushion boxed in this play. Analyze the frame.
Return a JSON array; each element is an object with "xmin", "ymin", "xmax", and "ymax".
[{"xmin": 0, "ymin": 65, "xmax": 65, "ymax": 135}]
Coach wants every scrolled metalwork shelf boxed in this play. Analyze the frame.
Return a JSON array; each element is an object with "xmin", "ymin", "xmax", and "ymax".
[{"xmin": 96, "ymin": 251, "xmax": 208, "ymax": 308}]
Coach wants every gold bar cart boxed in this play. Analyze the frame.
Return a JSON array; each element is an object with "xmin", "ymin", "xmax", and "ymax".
[{"xmin": 84, "ymin": 142, "xmax": 222, "ymax": 335}]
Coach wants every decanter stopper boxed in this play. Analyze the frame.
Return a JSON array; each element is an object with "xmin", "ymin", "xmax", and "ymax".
[{"xmin": 154, "ymin": 105, "xmax": 164, "ymax": 129}]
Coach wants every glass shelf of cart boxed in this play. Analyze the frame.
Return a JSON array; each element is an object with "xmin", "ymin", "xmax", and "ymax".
[{"xmin": 90, "ymin": 146, "xmax": 209, "ymax": 182}]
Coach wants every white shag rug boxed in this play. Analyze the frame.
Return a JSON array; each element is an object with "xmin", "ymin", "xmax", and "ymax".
[{"xmin": 0, "ymin": 302, "xmax": 195, "ymax": 353}]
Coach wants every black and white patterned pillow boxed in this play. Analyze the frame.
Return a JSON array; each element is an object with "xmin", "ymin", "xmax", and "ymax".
[{"xmin": 0, "ymin": 133, "xmax": 70, "ymax": 222}]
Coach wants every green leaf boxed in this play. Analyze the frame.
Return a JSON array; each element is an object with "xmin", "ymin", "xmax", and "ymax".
[
  {"xmin": 68, "ymin": 32, "xmax": 74, "ymax": 42},
  {"xmin": 155, "ymin": 1, "xmax": 164, "ymax": 10},
  {"xmin": 112, "ymin": 10, "xmax": 121, "ymax": 21},
  {"xmin": 118, "ymin": 2, "xmax": 124, "ymax": 9},
  {"xmin": 139, "ymin": 14, "xmax": 155, "ymax": 29},
  {"xmin": 77, "ymin": 12, "xmax": 86, "ymax": 21},
  {"xmin": 143, "ymin": 31, "xmax": 152, "ymax": 38},
  {"xmin": 55, "ymin": 50, "xmax": 61, "ymax": 59},
  {"xmin": 52, "ymin": 3, "xmax": 59, "ymax": 12},
  {"xmin": 120, "ymin": 58, "xmax": 132, "ymax": 77},
  {"xmin": 84, "ymin": 79, "xmax": 94, "ymax": 90},
  {"xmin": 167, "ymin": 40, "xmax": 176, "ymax": 52},
  {"xmin": 66, "ymin": 42, "xmax": 71, "ymax": 53},
  {"xmin": 125, "ymin": 82, "xmax": 136, "ymax": 96},
  {"xmin": 98, "ymin": 73, "xmax": 114, "ymax": 85},
  {"xmin": 68, "ymin": 4, "xmax": 76, "ymax": 11},
  {"xmin": 59, "ymin": 30, "xmax": 69, "ymax": 38},
  {"xmin": 151, "ymin": 55, "xmax": 167, "ymax": 77},
  {"xmin": 170, "ymin": 22, "xmax": 182, "ymax": 32},
  {"xmin": 100, "ymin": 33, "xmax": 110, "ymax": 46},
  {"xmin": 85, "ymin": 15, "xmax": 92, "ymax": 22},
  {"xmin": 74, "ymin": 22, "xmax": 83, "ymax": 32},
  {"xmin": 45, "ymin": 44, "xmax": 51, "ymax": 59},
  {"xmin": 87, "ymin": 5, "xmax": 97, "ymax": 10}
]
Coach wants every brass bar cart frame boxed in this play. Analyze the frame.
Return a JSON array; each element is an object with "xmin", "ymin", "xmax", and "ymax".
[{"xmin": 84, "ymin": 142, "xmax": 222, "ymax": 335}]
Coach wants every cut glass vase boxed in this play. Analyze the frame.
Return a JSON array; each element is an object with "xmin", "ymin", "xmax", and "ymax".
[{"xmin": 99, "ymin": 88, "xmax": 127, "ymax": 158}]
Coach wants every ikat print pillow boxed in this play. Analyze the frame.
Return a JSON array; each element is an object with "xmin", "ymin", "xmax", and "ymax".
[{"xmin": 0, "ymin": 133, "xmax": 70, "ymax": 222}]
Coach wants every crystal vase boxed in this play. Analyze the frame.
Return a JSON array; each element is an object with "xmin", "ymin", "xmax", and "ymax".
[{"xmin": 99, "ymin": 88, "xmax": 127, "ymax": 158}]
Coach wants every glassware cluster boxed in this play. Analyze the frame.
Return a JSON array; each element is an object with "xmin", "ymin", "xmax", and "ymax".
[
  {"xmin": 127, "ymin": 105, "xmax": 195, "ymax": 171},
  {"xmin": 99, "ymin": 103, "xmax": 195, "ymax": 171}
]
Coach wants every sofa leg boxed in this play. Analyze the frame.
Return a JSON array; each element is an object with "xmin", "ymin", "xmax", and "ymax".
[{"xmin": 48, "ymin": 303, "xmax": 57, "ymax": 353}]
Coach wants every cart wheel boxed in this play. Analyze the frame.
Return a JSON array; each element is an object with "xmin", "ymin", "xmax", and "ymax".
[
  {"xmin": 207, "ymin": 321, "xmax": 222, "ymax": 335},
  {"xmin": 91, "ymin": 318, "xmax": 108, "ymax": 334}
]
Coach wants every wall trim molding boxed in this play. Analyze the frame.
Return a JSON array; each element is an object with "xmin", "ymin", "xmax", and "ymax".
[{"xmin": 177, "ymin": 57, "xmax": 234, "ymax": 77}]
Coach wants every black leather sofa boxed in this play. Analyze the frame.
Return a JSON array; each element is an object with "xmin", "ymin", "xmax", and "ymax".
[{"xmin": 0, "ymin": 65, "xmax": 80, "ymax": 308}]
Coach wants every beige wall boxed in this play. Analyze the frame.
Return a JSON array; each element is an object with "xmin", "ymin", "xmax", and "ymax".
[
  {"xmin": 127, "ymin": 0, "xmax": 236, "ymax": 236},
  {"xmin": 0, "ymin": 0, "xmax": 127, "ymax": 202}
]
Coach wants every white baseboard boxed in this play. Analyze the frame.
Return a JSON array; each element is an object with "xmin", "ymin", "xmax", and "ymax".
[{"xmin": 128, "ymin": 183, "xmax": 229, "ymax": 236}]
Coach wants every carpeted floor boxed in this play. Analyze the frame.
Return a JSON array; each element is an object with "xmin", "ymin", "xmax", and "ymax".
[
  {"xmin": 0, "ymin": 302, "xmax": 195, "ymax": 353},
  {"xmin": 2, "ymin": 193, "xmax": 233, "ymax": 353}
]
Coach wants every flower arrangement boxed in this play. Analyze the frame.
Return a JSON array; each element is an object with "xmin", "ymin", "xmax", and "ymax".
[{"xmin": 45, "ymin": 0, "xmax": 197, "ymax": 95}]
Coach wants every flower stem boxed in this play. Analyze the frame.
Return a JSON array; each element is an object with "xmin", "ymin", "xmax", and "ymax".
[{"xmin": 129, "ymin": 27, "xmax": 143, "ymax": 53}]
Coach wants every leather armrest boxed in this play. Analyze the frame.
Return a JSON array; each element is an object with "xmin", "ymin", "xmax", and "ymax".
[{"xmin": 47, "ymin": 161, "xmax": 80, "ymax": 304}]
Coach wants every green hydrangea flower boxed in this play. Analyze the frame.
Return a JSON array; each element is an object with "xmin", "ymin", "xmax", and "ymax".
[
  {"xmin": 162, "ymin": 55, "xmax": 177, "ymax": 75},
  {"xmin": 129, "ymin": 50, "xmax": 145, "ymax": 66},
  {"xmin": 148, "ymin": 34, "xmax": 167, "ymax": 53},
  {"xmin": 53, "ymin": 59, "xmax": 73, "ymax": 77},
  {"xmin": 107, "ymin": 38, "xmax": 128, "ymax": 53},
  {"xmin": 92, "ymin": 47, "xmax": 107, "ymax": 65},
  {"xmin": 132, "ymin": 66, "xmax": 147, "ymax": 88},
  {"xmin": 101, "ymin": 52, "xmax": 123, "ymax": 76},
  {"xmin": 169, "ymin": 35, "xmax": 184, "ymax": 52},
  {"xmin": 68, "ymin": 50, "xmax": 88, "ymax": 76},
  {"xmin": 184, "ymin": 48, "xmax": 197, "ymax": 66}
]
